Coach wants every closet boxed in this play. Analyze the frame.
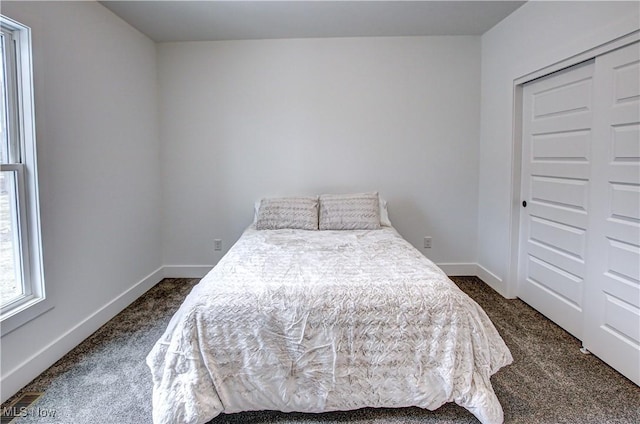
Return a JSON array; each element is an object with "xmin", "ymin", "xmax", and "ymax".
[{"xmin": 518, "ymin": 41, "xmax": 639, "ymax": 385}]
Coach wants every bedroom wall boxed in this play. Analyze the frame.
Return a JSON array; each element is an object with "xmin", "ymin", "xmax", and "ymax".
[
  {"xmin": 0, "ymin": 1, "xmax": 162, "ymax": 402},
  {"xmin": 158, "ymin": 36, "xmax": 481, "ymax": 272},
  {"xmin": 477, "ymin": 1, "xmax": 640, "ymax": 297}
]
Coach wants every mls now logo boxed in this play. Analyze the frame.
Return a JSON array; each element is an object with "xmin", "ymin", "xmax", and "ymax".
[
  {"xmin": 2, "ymin": 406, "xmax": 57, "ymax": 418},
  {"xmin": 0, "ymin": 392, "xmax": 55, "ymax": 422}
]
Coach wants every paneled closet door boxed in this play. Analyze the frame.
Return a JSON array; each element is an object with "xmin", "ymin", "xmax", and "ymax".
[
  {"xmin": 584, "ymin": 42, "xmax": 640, "ymax": 385},
  {"xmin": 519, "ymin": 61, "xmax": 595, "ymax": 340}
]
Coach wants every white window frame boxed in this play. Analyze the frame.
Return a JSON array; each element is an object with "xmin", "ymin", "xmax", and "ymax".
[{"xmin": 1, "ymin": 15, "xmax": 48, "ymax": 336}]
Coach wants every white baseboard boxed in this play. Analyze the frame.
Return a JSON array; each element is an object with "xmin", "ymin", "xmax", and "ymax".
[
  {"xmin": 0, "ymin": 266, "xmax": 164, "ymax": 404},
  {"xmin": 162, "ymin": 265, "xmax": 213, "ymax": 279},
  {"xmin": 163, "ymin": 263, "xmax": 495, "ymax": 283},
  {"xmin": 476, "ymin": 263, "xmax": 512, "ymax": 298},
  {"xmin": 164, "ymin": 263, "xmax": 489, "ymax": 281},
  {"xmin": 437, "ymin": 263, "xmax": 479, "ymax": 276}
]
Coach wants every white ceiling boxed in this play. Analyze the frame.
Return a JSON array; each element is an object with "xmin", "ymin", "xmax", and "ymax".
[{"xmin": 99, "ymin": 1, "xmax": 526, "ymax": 42}]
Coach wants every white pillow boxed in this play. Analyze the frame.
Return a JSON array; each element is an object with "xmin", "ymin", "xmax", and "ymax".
[
  {"xmin": 319, "ymin": 192, "xmax": 381, "ymax": 230},
  {"xmin": 255, "ymin": 196, "xmax": 319, "ymax": 230},
  {"xmin": 379, "ymin": 195, "xmax": 391, "ymax": 227}
]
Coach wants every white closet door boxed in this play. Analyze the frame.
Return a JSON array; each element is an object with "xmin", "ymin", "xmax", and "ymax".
[
  {"xmin": 584, "ymin": 42, "xmax": 640, "ymax": 385},
  {"xmin": 519, "ymin": 61, "xmax": 595, "ymax": 339}
]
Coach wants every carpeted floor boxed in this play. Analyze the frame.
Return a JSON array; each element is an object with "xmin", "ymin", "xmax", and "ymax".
[{"xmin": 2, "ymin": 277, "xmax": 639, "ymax": 424}]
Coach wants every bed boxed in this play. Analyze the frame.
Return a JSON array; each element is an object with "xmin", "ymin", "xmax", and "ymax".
[{"xmin": 147, "ymin": 194, "xmax": 512, "ymax": 424}]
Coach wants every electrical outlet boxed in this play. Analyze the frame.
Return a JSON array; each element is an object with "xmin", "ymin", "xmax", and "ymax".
[
  {"xmin": 214, "ymin": 239, "xmax": 222, "ymax": 251},
  {"xmin": 423, "ymin": 236, "xmax": 432, "ymax": 249}
]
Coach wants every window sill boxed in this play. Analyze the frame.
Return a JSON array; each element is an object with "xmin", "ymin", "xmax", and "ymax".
[{"xmin": 1, "ymin": 297, "xmax": 53, "ymax": 337}]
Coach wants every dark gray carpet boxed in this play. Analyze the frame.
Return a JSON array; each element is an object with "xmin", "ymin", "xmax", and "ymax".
[{"xmin": 3, "ymin": 277, "xmax": 639, "ymax": 423}]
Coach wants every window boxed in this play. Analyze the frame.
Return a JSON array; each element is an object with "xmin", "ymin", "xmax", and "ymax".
[{"xmin": 1, "ymin": 15, "xmax": 46, "ymax": 335}]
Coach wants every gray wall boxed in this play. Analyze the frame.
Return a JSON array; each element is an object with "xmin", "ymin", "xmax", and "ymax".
[
  {"xmin": 0, "ymin": 1, "xmax": 163, "ymax": 400},
  {"xmin": 158, "ymin": 36, "xmax": 481, "ymax": 268}
]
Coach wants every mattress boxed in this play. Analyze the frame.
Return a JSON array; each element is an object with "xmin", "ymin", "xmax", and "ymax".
[{"xmin": 147, "ymin": 226, "xmax": 512, "ymax": 424}]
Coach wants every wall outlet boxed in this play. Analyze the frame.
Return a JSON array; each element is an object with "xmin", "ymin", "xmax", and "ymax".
[
  {"xmin": 423, "ymin": 236, "xmax": 432, "ymax": 249},
  {"xmin": 214, "ymin": 239, "xmax": 222, "ymax": 251}
]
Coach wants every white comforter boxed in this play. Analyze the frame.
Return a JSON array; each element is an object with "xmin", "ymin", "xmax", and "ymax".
[{"xmin": 147, "ymin": 227, "xmax": 512, "ymax": 424}]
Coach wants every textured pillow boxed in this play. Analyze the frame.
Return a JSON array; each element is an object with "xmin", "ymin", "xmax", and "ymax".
[
  {"xmin": 256, "ymin": 196, "xmax": 319, "ymax": 230},
  {"xmin": 319, "ymin": 192, "xmax": 381, "ymax": 230},
  {"xmin": 379, "ymin": 195, "xmax": 392, "ymax": 227}
]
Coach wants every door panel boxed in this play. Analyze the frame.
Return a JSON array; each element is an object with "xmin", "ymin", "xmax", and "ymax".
[
  {"xmin": 527, "ymin": 240, "xmax": 584, "ymax": 278},
  {"xmin": 584, "ymin": 42, "xmax": 640, "ymax": 385},
  {"xmin": 610, "ymin": 183, "xmax": 640, "ymax": 220},
  {"xmin": 529, "ymin": 216, "xmax": 586, "ymax": 259},
  {"xmin": 527, "ymin": 256, "xmax": 583, "ymax": 307},
  {"xmin": 528, "ymin": 202, "xmax": 588, "ymax": 229},
  {"xmin": 533, "ymin": 78, "xmax": 592, "ymax": 118},
  {"xmin": 606, "ymin": 239, "xmax": 639, "ymax": 281},
  {"xmin": 519, "ymin": 61, "xmax": 595, "ymax": 339},
  {"xmin": 613, "ymin": 60, "xmax": 640, "ymax": 101},
  {"xmin": 612, "ymin": 123, "xmax": 640, "ymax": 159},
  {"xmin": 530, "ymin": 176, "xmax": 589, "ymax": 210},
  {"xmin": 531, "ymin": 129, "xmax": 590, "ymax": 160}
]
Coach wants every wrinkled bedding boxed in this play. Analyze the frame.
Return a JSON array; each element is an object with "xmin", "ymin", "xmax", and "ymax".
[{"xmin": 147, "ymin": 226, "xmax": 512, "ymax": 424}]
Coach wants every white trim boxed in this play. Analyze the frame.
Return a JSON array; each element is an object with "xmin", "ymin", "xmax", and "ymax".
[
  {"xmin": 163, "ymin": 263, "xmax": 487, "ymax": 280},
  {"xmin": 506, "ymin": 82, "xmax": 524, "ymax": 300},
  {"xmin": 436, "ymin": 263, "xmax": 478, "ymax": 277},
  {"xmin": 514, "ymin": 31, "xmax": 640, "ymax": 87},
  {"xmin": 0, "ymin": 266, "xmax": 164, "ymax": 404},
  {"xmin": 162, "ymin": 265, "xmax": 213, "ymax": 279},
  {"xmin": 0, "ymin": 15, "xmax": 46, "ymax": 335},
  {"xmin": 437, "ymin": 263, "xmax": 507, "ymax": 295},
  {"xmin": 476, "ymin": 264, "xmax": 509, "ymax": 298}
]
